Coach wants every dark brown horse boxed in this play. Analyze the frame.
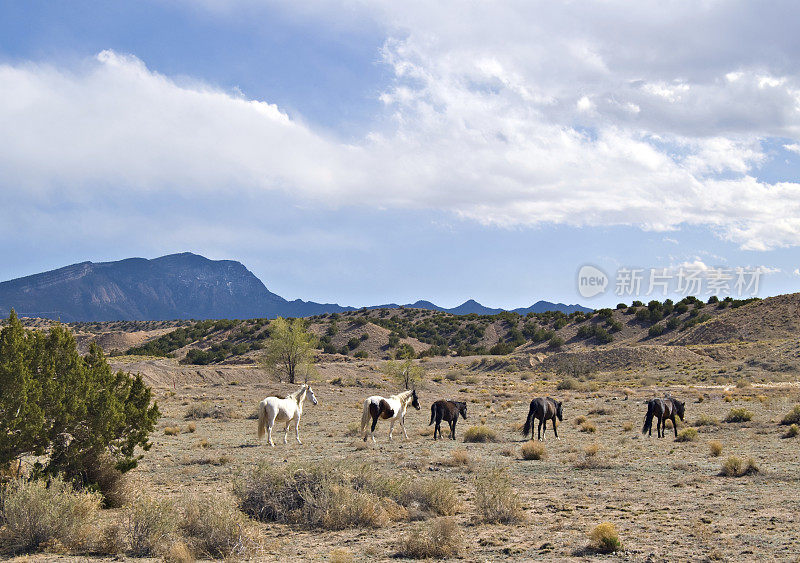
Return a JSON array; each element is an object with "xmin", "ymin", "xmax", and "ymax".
[
  {"xmin": 522, "ymin": 397, "xmax": 563, "ymax": 441},
  {"xmin": 642, "ymin": 397, "xmax": 685, "ymax": 438},
  {"xmin": 429, "ymin": 400, "xmax": 467, "ymax": 440}
]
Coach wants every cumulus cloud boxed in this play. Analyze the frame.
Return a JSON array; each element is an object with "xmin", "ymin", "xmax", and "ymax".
[{"xmin": 5, "ymin": 2, "xmax": 800, "ymax": 250}]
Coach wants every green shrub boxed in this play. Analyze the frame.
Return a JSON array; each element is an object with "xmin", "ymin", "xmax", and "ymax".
[
  {"xmin": 675, "ymin": 428, "xmax": 698, "ymax": 442},
  {"xmin": 0, "ymin": 476, "xmax": 101, "ymax": 553},
  {"xmin": 648, "ymin": 324, "xmax": 665, "ymax": 337},
  {"xmin": 557, "ymin": 378, "xmax": 577, "ymax": 390},
  {"xmin": 780, "ymin": 405, "xmax": 800, "ymax": 425},
  {"xmin": 589, "ymin": 522, "xmax": 622, "ymax": 553},
  {"xmin": 783, "ymin": 424, "xmax": 799, "ymax": 439},
  {"xmin": 720, "ymin": 456, "xmax": 759, "ymax": 477},
  {"xmin": 548, "ymin": 336, "xmax": 565, "ymax": 349},
  {"xmin": 693, "ymin": 414, "xmax": 719, "ymax": 427},
  {"xmin": 724, "ymin": 408, "xmax": 753, "ymax": 423}
]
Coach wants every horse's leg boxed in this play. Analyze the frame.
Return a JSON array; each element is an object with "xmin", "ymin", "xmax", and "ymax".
[
  {"xmin": 401, "ymin": 415, "xmax": 408, "ymax": 439},
  {"xmin": 295, "ymin": 416, "xmax": 302, "ymax": 444},
  {"xmin": 671, "ymin": 415, "xmax": 678, "ymax": 438},
  {"xmin": 283, "ymin": 420, "xmax": 290, "ymax": 444},
  {"xmin": 553, "ymin": 418, "xmax": 559, "ymax": 440},
  {"xmin": 267, "ymin": 412, "xmax": 277, "ymax": 447},
  {"xmin": 433, "ymin": 419, "xmax": 440, "ymax": 440},
  {"xmin": 450, "ymin": 419, "xmax": 456, "ymax": 440},
  {"xmin": 389, "ymin": 419, "xmax": 396, "ymax": 441}
]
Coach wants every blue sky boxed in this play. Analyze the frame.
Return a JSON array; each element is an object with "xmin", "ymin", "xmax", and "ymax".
[{"xmin": 1, "ymin": 1, "xmax": 799, "ymax": 309}]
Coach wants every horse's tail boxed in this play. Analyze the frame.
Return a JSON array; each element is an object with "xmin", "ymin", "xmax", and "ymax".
[
  {"xmin": 522, "ymin": 404, "xmax": 535, "ymax": 437},
  {"xmin": 429, "ymin": 403, "xmax": 436, "ymax": 425},
  {"xmin": 257, "ymin": 401, "xmax": 267, "ymax": 440},
  {"xmin": 642, "ymin": 401, "xmax": 654, "ymax": 435},
  {"xmin": 360, "ymin": 400, "xmax": 370, "ymax": 434}
]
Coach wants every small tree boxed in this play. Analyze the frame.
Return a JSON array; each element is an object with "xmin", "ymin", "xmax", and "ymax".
[
  {"xmin": 383, "ymin": 359, "xmax": 424, "ymax": 390},
  {"xmin": 260, "ymin": 317, "xmax": 317, "ymax": 383}
]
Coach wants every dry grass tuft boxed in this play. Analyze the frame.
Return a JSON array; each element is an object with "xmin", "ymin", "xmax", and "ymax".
[
  {"xmin": 165, "ymin": 540, "xmax": 195, "ymax": 563},
  {"xmin": 622, "ymin": 421, "xmax": 634, "ymax": 432},
  {"xmin": 675, "ymin": 428, "xmax": 699, "ymax": 442},
  {"xmin": 720, "ymin": 455, "xmax": 759, "ymax": 477},
  {"xmin": 780, "ymin": 405, "xmax": 800, "ymax": 426},
  {"xmin": 329, "ymin": 547, "xmax": 355, "ymax": 563},
  {"xmin": 473, "ymin": 468, "xmax": 525, "ymax": 523},
  {"xmin": 573, "ymin": 415, "xmax": 587, "ymax": 426},
  {"xmin": 724, "ymin": 408, "xmax": 753, "ymax": 423},
  {"xmin": 446, "ymin": 448, "xmax": 472, "ymax": 466},
  {"xmin": 185, "ymin": 401, "xmax": 232, "ymax": 420},
  {"xmin": 405, "ymin": 478, "xmax": 459, "ymax": 516},
  {"xmin": 589, "ymin": 522, "xmax": 622, "ymax": 553},
  {"xmin": 579, "ymin": 420, "xmax": 597, "ymax": 433},
  {"xmin": 184, "ymin": 422, "xmax": 196, "ymax": 433},
  {"xmin": 708, "ymin": 440, "xmax": 723, "ymax": 457},
  {"xmin": 783, "ymin": 424, "xmax": 799, "ymax": 438},
  {"xmin": 521, "ymin": 441, "xmax": 547, "ymax": 460},
  {"xmin": 400, "ymin": 517, "xmax": 463, "ymax": 559},
  {"xmin": 180, "ymin": 493, "xmax": 258, "ymax": 559},
  {"xmin": 693, "ymin": 415, "xmax": 719, "ymax": 427},
  {"xmin": 164, "ymin": 426, "xmax": 181, "ymax": 435},
  {"xmin": 0, "ymin": 477, "xmax": 101, "ymax": 553},
  {"xmin": 463, "ymin": 425, "xmax": 499, "ymax": 443},
  {"xmin": 124, "ymin": 495, "xmax": 179, "ymax": 556}
]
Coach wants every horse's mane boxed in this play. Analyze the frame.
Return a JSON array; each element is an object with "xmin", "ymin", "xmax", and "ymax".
[
  {"xmin": 286, "ymin": 384, "xmax": 308, "ymax": 401},
  {"xmin": 391, "ymin": 389, "xmax": 414, "ymax": 402}
]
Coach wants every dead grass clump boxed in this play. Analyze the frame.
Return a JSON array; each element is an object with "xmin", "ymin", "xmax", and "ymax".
[
  {"xmin": 693, "ymin": 414, "xmax": 719, "ymax": 427},
  {"xmin": 184, "ymin": 422, "xmax": 196, "ymax": 433},
  {"xmin": 708, "ymin": 440, "xmax": 723, "ymax": 457},
  {"xmin": 345, "ymin": 421, "xmax": 361, "ymax": 437},
  {"xmin": 0, "ymin": 477, "xmax": 101, "ymax": 553},
  {"xmin": 783, "ymin": 424, "xmax": 799, "ymax": 438},
  {"xmin": 579, "ymin": 420, "xmax": 597, "ymax": 433},
  {"xmin": 622, "ymin": 421, "xmax": 633, "ymax": 432},
  {"xmin": 724, "ymin": 408, "xmax": 753, "ymax": 423},
  {"xmin": 185, "ymin": 402, "xmax": 232, "ymax": 420},
  {"xmin": 180, "ymin": 494, "xmax": 258, "ymax": 559},
  {"xmin": 164, "ymin": 426, "xmax": 181, "ymax": 436},
  {"xmin": 405, "ymin": 478, "xmax": 459, "ymax": 516},
  {"xmin": 588, "ymin": 522, "xmax": 622, "ymax": 553},
  {"xmin": 675, "ymin": 428, "xmax": 699, "ymax": 442},
  {"xmin": 164, "ymin": 540, "xmax": 194, "ymax": 563},
  {"xmin": 329, "ymin": 547, "xmax": 355, "ymax": 563},
  {"xmin": 720, "ymin": 456, "xmax": 759, "ymax": 477},
  {"xmin": 573, "ymin": 444, "xmax": 612, "ymax": 470},
  {"xmin": 588, "ymin": 406, "xmax": 611, "ymax": 415},
  {"xmin": 447, "ymin": 448, "xmax": 471, "ymax": 466},
  {"xmin": 125, "ymin": 495, "xmax": 179, "ymax": 556},
  {"xmin": 234, "ymin": 461, "xmax": 408, "ymax": 530},
  {"xmin": 573, "ymin": 415, "xmax": 587, "ymax": 426},
  {"xmin": 473, "ymin": 468, "xmax": 524, "ymax": 524},
  {"xmin": 400, "ymin": 517, "xmax": 463, "ymax": 559},
  {"xmin": 780, "ymin": 405, "xmax": 800, "ymax": 426},
  {"xmin": 521, "ymin": 441, "xmax": 546, "ymax": 460},
  {"xmin": 463, "ymin": 425, "xmax": 499, "ymax": 443},
  {"xmin": 84, "ymin": 454, "xmax": 131, "ymax": 508}
]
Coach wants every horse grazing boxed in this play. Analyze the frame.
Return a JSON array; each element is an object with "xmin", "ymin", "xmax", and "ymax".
[
  {"xmin": 522, "ymin": 397, "xmax": 563, "ymax": 441},
  {"xmin": 257, "ymin": 384, "xmax": 317, "ymax": 447},
  {"xmin": 361, "ymin": 389, "xmax": 420, "ymax": 442},
  {"xmin": 642, "ymin": 397, "xmax": 685, "ymax": 438},
  {"xmin": 429, "ymin": 400, "xmax": 467, "ymax": 440}
]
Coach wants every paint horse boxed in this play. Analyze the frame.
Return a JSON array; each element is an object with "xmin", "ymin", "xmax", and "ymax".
[
  {"xmin": 522, "ymin": 397, "xmax": 563, "ymax": 441},
  {"xmin": 361, "ymin": 389, "xmax": 420, "ymax": 442},
  {"xmin": 642, "ymin": 397, "xmax": 685, "ymax": 438},
  {"xmin": 257, "ymin": 384, "xmax": 317, "ymax": 446},
  {"xmin": 429, "ymin": 399, "xmax": 467, "ymax": 440}
]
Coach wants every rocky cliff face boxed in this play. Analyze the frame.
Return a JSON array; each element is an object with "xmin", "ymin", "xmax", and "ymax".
[{"xmin": 0, "ymin": 253, "xmax": 347, "ymax": 321}]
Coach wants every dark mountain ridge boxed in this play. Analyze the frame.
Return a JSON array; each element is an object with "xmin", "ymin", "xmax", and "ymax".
[{"xmin": 0, "ymin": 253, "xmax": 590, "ymax": 321}]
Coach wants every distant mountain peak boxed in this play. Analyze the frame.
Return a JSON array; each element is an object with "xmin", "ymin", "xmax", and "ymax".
[{"xmin": 0, "ymin": 253, "xmax": 590, "ymax": 321}]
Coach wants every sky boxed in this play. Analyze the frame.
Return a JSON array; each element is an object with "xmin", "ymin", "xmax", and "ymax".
[{"xmin": 1, "ymin": 0, "xmax": 800, "ymax": 309}]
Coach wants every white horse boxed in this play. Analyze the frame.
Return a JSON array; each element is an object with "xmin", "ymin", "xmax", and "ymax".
[
  {"xmin": 257, "ymin": 384, "xmax": 317, "ymax": 447},
  {"xmin": 361, "ymin": 389, "xmax": 420, "ymax": 442}
]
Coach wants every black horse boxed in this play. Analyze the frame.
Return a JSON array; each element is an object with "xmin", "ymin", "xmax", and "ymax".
[
  {"xmin": 522, "ymin": 397, "xmax": 563, "ymax": 441},
  {"xmin": 642, "ymin": 397, "xmax": 685, "ymax": 438},
  {"xmin": 429, "ymin": 400, "xmax": 468, "ymax": 440}
]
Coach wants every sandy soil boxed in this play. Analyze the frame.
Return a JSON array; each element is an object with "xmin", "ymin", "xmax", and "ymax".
[{"xmin": 69, "ymin": 357, "xmax": 800, "ymax": 562}]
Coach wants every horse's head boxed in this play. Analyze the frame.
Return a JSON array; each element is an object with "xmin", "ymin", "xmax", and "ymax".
[
  {"xmin": 555, "ymin": 400, "xmax": 564, "ymax": 421},
  {"xmin": 306, "ymin": 385, "xmax": 318, "ymax": 405},
  {"xmin": 675, "ymin": 400, "xmax": 685, "ymax": 421},
  {"xmin": 458, "ymin": 401, "xmax": 468, "ymax": 420},
  {"xmin": 410, "ymin": 390, "xmax": 421, "ymax": 410}
]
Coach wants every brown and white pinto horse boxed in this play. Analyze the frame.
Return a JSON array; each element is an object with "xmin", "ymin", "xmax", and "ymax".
[{"xmin": 361, "ymin": 389, "xmax": 420, "ymax": 442}]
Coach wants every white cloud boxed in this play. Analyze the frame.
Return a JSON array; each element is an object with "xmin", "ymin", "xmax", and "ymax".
[{"xmin": 6, "ymin": 3, "xmax": 800, "ymax": 250}]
